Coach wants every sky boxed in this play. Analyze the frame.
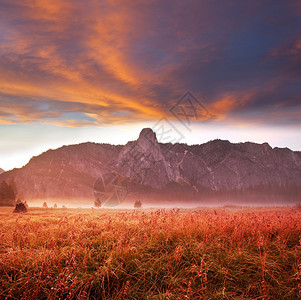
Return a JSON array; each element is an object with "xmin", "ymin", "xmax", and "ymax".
[{"xmin": 0, "ymin": 0, "xmax": 300, "ymax": 171}]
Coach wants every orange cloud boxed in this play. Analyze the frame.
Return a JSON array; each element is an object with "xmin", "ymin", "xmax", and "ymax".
[
  {"xmin": 88, "ymin": 17, "xmax": 139, "ymax": 86},
  {"xmin": 23, "ymin": 0, "xmax": 72, "ymax": 22},
  {"xmin": 0, "ymin": 0, "xmax": 169, "ymax": 126},
  {"xmin": 0, "ymin": 0, "xmax": 300, "ymax": 128},
  {"xmin": 208, "ymin": 96, "xmax": 237, "ymax": 120}
]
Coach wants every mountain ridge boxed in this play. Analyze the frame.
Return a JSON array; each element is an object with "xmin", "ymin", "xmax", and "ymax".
[{"xmin": 0, "ymin": 128, "xmax": 300, "ymax": 205}]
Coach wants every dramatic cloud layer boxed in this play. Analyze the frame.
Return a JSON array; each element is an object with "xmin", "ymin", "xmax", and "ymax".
[{"xmin": 0, "ymin": 0, "xmax": 300, "ymax": 126}]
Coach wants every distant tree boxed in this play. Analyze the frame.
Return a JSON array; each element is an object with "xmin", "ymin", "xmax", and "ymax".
[
  {"xmin": 134, "ymin": 200, "xmax": 142, "ymax": 209},
  {"xmin": 94, "ymin": 197, "xmax": 102, "ymax": 208},
  {"xmin": 0, "ymin": 181, "xmax": 17, "ymax": 206},
  {"xmin": 42, "ymin": 202, "xmax": 48, "ymax": 208},
  {"xmin": 54, "ymin": 203, "xmax": 57, "ymax": 208},
  {"xmin": 62, "ymin": 205, "xmax": 67, "ymax": 209}
]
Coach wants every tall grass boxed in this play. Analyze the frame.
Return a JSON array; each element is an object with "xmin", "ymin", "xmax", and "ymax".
[{"xmin": 0, "ymin": 207, "xmax": 300, "ymax": 299}]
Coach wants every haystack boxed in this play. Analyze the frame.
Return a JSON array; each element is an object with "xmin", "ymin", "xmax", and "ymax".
[{"xmin": 13, "ymin": 202, "xmax": 28, "ymax": 213}]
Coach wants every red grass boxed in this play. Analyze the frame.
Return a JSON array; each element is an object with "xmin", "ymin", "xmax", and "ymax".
[{"xmin": 0, "ymin": 206, "xmax": 300, "ymax": 299}]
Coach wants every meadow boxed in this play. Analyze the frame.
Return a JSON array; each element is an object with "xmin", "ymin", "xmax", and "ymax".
[{"xmin": 0, "ymin": 206, "xmax": 300, "ymax": 299}]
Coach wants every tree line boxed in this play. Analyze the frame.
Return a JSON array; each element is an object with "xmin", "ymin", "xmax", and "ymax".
[{"xmin": 0, "ymin": 181, "xmax": 17, "ymax": 206}]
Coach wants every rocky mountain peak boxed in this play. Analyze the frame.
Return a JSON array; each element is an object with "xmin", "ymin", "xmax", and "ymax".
[
  {"xmin": 137, "ymin": 128, "xmax": 158, "ymax": 146},
  {"xmin": 116, "ymin": 128, "xmax": 174, "ymax": 189},
  {"xmin": 0, "ymin": 168, "xmax": 4, "ymax": 174},
  {"xmin": 1, "ymin": 129, "xmax": 301, "ymax": 205}
]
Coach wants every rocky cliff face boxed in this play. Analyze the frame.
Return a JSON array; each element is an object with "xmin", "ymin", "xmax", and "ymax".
[
  {"xmin": 0, "ymin": 143, "xmax": 122, "ymax": 201},
  {"xmin": 0, "ymin": 128, "xmax": 300, "ymax": 204},
  {"xmin": 0, "ymin": 168, "xmax": 4, "ymax": 174},
  {"xmin": 117, "ymin": 130, "xmax": 301, "ymax": 191},
  {"xmin": 117, "ymin": 128, "xmax": 175, "ymax": 189}
]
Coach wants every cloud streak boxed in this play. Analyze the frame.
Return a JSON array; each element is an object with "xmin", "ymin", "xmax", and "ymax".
[{"xmin": 0, "ymin": 0, "xmax": 300, "ymax": 126}]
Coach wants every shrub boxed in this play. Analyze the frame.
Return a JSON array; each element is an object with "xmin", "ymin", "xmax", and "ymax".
[{"xmin": 134, "ymin": 200, "xmax": 142, "ymax": 208}]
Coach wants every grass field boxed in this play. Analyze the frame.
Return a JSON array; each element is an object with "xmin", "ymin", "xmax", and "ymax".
[{"xmin": 0, "ymin": 206, "xmax": 300, "ymax": 299}]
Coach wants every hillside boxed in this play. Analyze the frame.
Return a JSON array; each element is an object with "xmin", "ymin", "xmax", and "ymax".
[{"xmin": 0, "ymin": 128, "xmax": 300, "ymax": 205}]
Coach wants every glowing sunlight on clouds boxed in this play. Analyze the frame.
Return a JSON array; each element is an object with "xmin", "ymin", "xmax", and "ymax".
[{"xmin": 0, "ymin": 0, "xmax": 300, "ymax": 169}]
